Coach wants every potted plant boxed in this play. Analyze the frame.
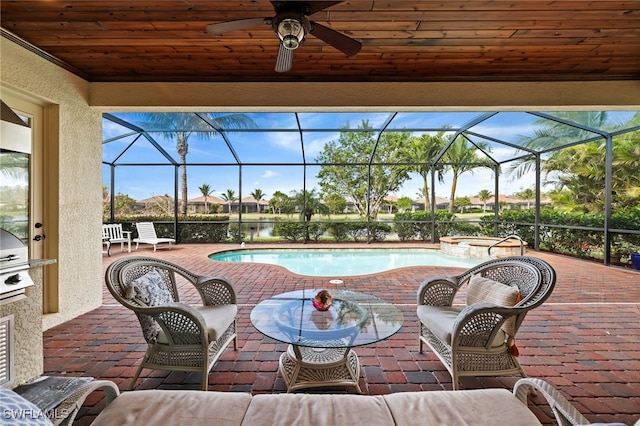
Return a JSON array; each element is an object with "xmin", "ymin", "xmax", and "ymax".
[{"xmin": 610, "ymin": 240, "xmax": 625, "ymax": 264}]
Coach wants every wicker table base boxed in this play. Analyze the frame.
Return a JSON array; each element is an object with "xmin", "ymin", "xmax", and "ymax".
[{"xmin": 279, "ymin": 344, "xmax": 362, "ymax": 393}]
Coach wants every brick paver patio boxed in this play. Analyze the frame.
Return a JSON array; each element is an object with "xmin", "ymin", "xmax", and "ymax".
[{"xmin": 44, "ymin": 244, "xmax": 640, "ymax": 425}]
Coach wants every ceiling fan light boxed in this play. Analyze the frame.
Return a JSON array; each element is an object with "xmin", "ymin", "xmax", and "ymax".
[
  {"xmin": 277, "ymin": 18, "xmax": 305, "ymax": 50},
  {"xmin": 281, "ymin": 35, "xmax": 300, "ymax": 50}
]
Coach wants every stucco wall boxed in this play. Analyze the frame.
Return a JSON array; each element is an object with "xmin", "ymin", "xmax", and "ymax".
[
  {"xmin": 1, "ymin": 38, "xmax": 103, "ymax": 331},
  {"xmin": 0, "ymin": 266, "xmax": 45, "ymax": 386}
]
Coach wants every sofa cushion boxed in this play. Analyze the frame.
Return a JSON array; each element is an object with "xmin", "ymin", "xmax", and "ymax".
[
  {"xmin": 383, "ymin": 388, "xmax": 542, "ymax": 425},
  {"xmin": 466, "ymin": 274, "xmax": 521, "ymax": 336},
  {"xmin": 243, "ymin": 394, "xmax": 395, "ymax": 426},
  {"xmin": 90, "ymin": 390, "xmax": 252, "ymax": 426}
]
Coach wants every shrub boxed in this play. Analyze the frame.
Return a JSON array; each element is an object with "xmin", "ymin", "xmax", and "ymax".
[
  {"xmin": 326, "ymin": 222, "xmax": 350, "ymax": 242},
  {"xmin": 393, "ymin": 213, "xmax": 416, "ymax": 241},
  {"xmin": 273, "ymin": 222, "xmax": 306, "ymax": 242},
  {"xmin": 346, "ymin": 222, "xmax": 368, "ymax": 242},
  {"xmin": 369, "ymin": 222, "xmax": 391, "ymax": 242}
]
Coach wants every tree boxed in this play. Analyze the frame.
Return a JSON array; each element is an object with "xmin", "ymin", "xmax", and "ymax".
[
  {"xmin": 400, "ymin": 132, "xmax": 448, "ymax": 211},
  {"xmin": 250, "ymin": 188, "xmax": 265, "ymax": 213},
  {"xmin": 454, "ymin": 196, "xmax": 472, "ymax": 213},
  {"xmin": 291, "ymin": 189, "xmax": 330, "ymax": 242},
  {"xmin": 316, "ymin": 120, "xmax": 411, "ymax": 219},
  {"xmin": 113, "ymin": 193, "xmax": 137, "ymax": 215},
  {"xmin": 323, "ymin": 193, "xmax": 347, "ymax": 214},
  {"xmin": 509, "ymin": 112, "xmax": 640, "ymax": 213},
  {"xmin": 477, "ymin": 189, "xmax": 492, "ymax": 211},
  {"xmin": 269, "ymin": 191, "xmax": 292, "ymax": 214},
  {"xmin": 509, "ymin": 112, "xmax": 615, "ymax": 180},
  {"xmin": 220, "ymin": 189, "xmax": 237, "ymax": 214},
  {"xmin": 514, "ymin": 187, "xmax": 535, "ymax": 209},
  {"xmin": 291, "ymin": 189, "xmax": 329, "ymax": 222},
  {"xmin": 397, "ymin": 196, "xmax": 413, "ymax": 212},
  {"xmin": 198, "ymin": 183, "xmax": 214, "ymax": 213},
  {"xmin": 137, "ymin": 112, "xmax": 256, "ymax": 216},
  {"xmin": 443, "ymin": 137, "xmax": 492, "ymax": 213}
]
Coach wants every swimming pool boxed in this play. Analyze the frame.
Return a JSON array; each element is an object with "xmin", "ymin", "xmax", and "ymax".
[{"xmin": 209, "ymin": 248, "xmax": 481, "ymax": 277}]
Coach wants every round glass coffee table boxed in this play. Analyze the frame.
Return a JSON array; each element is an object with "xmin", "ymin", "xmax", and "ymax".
[{"xmin": 250, "ymin": 289, "xmax": 403, "ymax": 392}]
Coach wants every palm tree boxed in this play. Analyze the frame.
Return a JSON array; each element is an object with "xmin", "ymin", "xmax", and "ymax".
[
  {"xmin": 269, "ymin": 191, "xmax": 291, "ymax": 214},
  {"xmin": 136, "ymin": 112, "xmax": 256, "ymax": 215},
  {"xmin": 250, "ymin": 188, "xmax": 265, "ymax": 214},
  {"xmin": 508, "ymin": 111, "xmax": 639, "ymax": 212},
  {"xmin": 514, "ymin": 187, "xmax": 536, "ymax": 209},
  {"xmin": 477, "ymin": 189, "xmax": 492, "ymax": 211},
  {"xmin": 291, "ymin": 189, "xmax": 329, "ymax": 222},
  {"xmin": 400, "ymin": 132, "xmax": 448, "ymax": 211},
  {"xmin": 198, "ymin": 183, "xmax": 214, "ymax": 213},
  {"xmin": 220, "ymin": 189, "xmax": 237, "ymax": 214},
  {"xmin": 443, "ymin": 137, "xmax": 492, "ymax": 213},
  {"xmin": 508, "ymin": 112, "xmax": 614, "ymax": 180}
]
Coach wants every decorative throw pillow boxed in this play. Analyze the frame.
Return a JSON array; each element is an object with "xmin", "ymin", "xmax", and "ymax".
[
  {"xmin": 0, "ymin": 386, "xmax": 54, "ymax": 426},
  {"xmin": 124, "ymin": 268, "xmax": 174, "ymax": 342},
  {"xmin": 125, "ymin": 268, "xmax": 174, "ymax": 307},
  {"xmin": 466, "ymin": 275, "xmax": 522, "ymax": 336}
]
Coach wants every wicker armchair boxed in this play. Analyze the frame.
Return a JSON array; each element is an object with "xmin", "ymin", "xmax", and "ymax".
[
  {"xmin": 417, "ymin": 256, "xmax": 556, "ymax": 390},
  {"xmin": 105, "ymin": 256, "xmax": 238, "ymax": 391}
]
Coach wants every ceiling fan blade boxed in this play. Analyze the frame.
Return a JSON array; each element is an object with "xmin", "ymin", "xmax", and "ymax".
[
  {"xmin": 275, "ymin": 44, "xmax": 293, "ymax": 72},
  {"xmin": 309, "ymin": 22, "xmax": 361, "ymax": 56},
  {"xmin": 206, "ymin": 17, "xmax": 268, "ymax": 36},
  {"xmin": 307, "ymin": 1, "xmax": 344, "ymax": 14}
]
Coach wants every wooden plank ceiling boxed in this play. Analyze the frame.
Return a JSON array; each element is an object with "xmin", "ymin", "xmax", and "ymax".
[{"xmin": 1, "ymin": 1, "xmax": 639, "ymax": 83}]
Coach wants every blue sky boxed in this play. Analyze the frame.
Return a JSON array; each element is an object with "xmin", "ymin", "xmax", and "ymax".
[{"xmin": 102, "ymin": 111, "xmax": 637, "ymax": 202}]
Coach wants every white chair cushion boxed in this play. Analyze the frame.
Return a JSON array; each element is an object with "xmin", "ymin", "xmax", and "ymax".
[
  {"xmin": 417, "ymin": 305, "xmax": 460, "ymax": 344},
  {"xmin": 155, "ymin": 304, "xmax": 237, "ymax": 344},
  {"xmin": 466, "ymin": 274, "xmax": 521, "ymax": 336},
  {"xmin": 194, "ymin": 304, "xmax": 237, "ymax": 342},
  {"xmin": 417, "ymin": 305, "xmax": 506, "ymax": 347}
]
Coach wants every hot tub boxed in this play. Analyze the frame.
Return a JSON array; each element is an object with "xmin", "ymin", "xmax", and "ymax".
[{"xmin": 440, "ymin": 236, "xmax": 527, "ymax": 259}]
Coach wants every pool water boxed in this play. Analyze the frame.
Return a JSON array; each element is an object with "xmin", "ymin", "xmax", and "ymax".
[{"xmin": 209, "ymin": 248, "xmax": 481, "ymax": 277}]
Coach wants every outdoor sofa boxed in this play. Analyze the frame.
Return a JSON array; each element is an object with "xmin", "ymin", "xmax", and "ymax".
[{"xmin": 2, "ymin": 377, "xmax": 618, "ymax": 426}]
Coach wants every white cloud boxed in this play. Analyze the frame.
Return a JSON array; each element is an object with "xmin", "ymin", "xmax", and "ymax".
[{"xmin": 262, "ymin": 170, "xmax": 278, "ymax": 178}]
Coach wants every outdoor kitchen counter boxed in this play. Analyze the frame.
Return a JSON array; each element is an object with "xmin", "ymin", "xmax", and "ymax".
[{"xmin": 28, "ymin": 259, "xmax": 56, "ymax": 268}]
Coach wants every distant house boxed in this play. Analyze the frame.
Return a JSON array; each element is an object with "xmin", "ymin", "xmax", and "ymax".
[
  {"xmin": 484, "ymin": 195, "xmax": 551, "ymax": 211},
  {"xmin": 136, "ymin": 195, "xmax": 175, "ymax": 215},
  {"xmin": 187, "ymin": 195, "xmax": 226, "ymax": 214},
  {"xmin": 411, "ymin": 196, "xmax": 451, "ymax": 211},
  {"xmin": 232, "ymin": 196, "xmax": 270, "ymax": 214}
]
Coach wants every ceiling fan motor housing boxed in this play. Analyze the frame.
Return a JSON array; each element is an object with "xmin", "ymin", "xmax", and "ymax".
[{"xmin": 273, "ymin": 12, "xmax": 310, "ymax": 50}]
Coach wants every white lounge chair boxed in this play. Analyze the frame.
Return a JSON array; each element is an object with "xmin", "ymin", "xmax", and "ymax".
[
  {"xmin": 102, "ymin": 223, "xmax": 132, "ymax": 254},
  {"xmin": 133, "ymin": 222, "xmax": 175, "ymax": 251}
]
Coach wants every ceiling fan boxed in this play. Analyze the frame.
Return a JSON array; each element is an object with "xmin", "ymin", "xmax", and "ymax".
[{"xmin": 206, "ymin": 1, "xmax": 362, "ymax": 72}]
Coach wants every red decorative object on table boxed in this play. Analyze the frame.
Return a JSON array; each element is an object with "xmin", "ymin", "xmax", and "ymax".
[{"xmin": 312, "ymin": 289, "xmax": 333, "ymax": 311}]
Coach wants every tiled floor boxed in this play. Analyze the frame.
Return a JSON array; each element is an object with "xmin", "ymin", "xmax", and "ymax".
[{"xmin": 44, "ymin": 243, "xmax": 640, "ymax": 425}]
